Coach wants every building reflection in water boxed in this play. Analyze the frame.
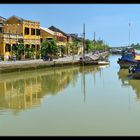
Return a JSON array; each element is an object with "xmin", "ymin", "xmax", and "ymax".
[
  {"xmin": 117, "ymin": 68, "xmax": 140, "ymax": 101},
  {"xmin": 0, "ymin": 66, "xmax": 101, "ymax": 114}
]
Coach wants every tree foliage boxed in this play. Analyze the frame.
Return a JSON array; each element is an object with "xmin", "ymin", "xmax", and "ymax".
[
  {"xmin": 130, "ymin": 43, "xmax": 140, "ymax": 50},
  {"xmin": 41, "ymin": 39, "xmax": 59, "ymax": 58},
  {"xmin": 69, "ymin": 39, "xmax": 79, "ymax": 54},
  {"xmin": 85, "ymin": 39, "xmax": 110, "ymax": 52},
  {"xmin": 12, "ymin": 43, "xmax": 25, "ymax": 60}
]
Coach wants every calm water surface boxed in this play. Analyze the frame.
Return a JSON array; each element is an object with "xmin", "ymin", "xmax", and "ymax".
[{"xmin": 0, "ymin": 54, "xmax": 140, "ymax": 136}]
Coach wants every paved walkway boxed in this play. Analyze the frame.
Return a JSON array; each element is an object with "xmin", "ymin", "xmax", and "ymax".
[{"xmin": 0, "ymin": 55, "xmax": 82, "ymax": 65}]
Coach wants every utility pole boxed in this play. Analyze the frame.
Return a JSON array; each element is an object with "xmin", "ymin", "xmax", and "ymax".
[
  {"xmin": 94, "ymin": 32, "xmax": 96, "ymax": 51},
  {"xmin": 83, "ymin": 23, "xmax": 85, "ymax": 58}
]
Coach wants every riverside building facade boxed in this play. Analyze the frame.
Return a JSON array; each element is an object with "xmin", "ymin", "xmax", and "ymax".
[{"xmin": 0, "ymin": 15, "xmax": 41, "ymax": 60}]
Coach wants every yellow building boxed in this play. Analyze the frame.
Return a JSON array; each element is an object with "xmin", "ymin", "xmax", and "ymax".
[
  {"xmin": 0, "ymin": 16, "xmax": 6, "ymax": 57},
  {"xmin": 0, "ymin": 15, "xmax": 41, "ymax": 60},
  {"xmin": 48, "ymin": 26, "xmax": 67, "ymax": 46},
  {"xmin": 48, "ymin": 26, "xmax": 68, "ymax": 56},
  {"xmin": 40, "ymin": 27, "xmax": 54, "ymax": 43},
  {"xmin": 48, "ymin": 26, "xmax": 83, "ymax": 56},
  {"xmin": 67, "ymin": 33, "xmax": 83, "ymax": 55}
]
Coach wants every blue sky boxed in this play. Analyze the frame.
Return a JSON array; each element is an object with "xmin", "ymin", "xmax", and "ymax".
[{"xmin": 0, "ymin": 4, "xmax": 140, "ymax": 47}]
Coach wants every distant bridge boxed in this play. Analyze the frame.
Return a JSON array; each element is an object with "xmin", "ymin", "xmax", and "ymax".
[
  {"xmin": 109, "ymin": 46, "xmax": 133, "ymax": 54},
  {"xmin": 110, "ymin": 46, "xmax": 129, "ymax": 50}
]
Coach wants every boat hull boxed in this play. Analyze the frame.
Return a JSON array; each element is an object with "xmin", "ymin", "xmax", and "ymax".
[
  {"xmin": 79, "ymin": 60, "xmax": 98, "ymax": 65},
  {"xmin": 117, "ymin": 60, "xmax": 137, "ymax": 69}
]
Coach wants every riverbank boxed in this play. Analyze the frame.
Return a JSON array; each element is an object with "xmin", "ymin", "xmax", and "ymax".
[
  {"xmin": 0, "ymin": 52, "xmax": 109, "ymax": 74},
  {"xmin": 0, "ymin": 55, "xmax": 81, "ymax": 73}
]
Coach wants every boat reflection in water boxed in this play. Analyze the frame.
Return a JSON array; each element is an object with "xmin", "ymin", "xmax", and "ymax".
[
  {"xmin": 0, "ymin": 66, "xmax": 101, "ymax": 115},
  {"xmin": 117, "ymin": 69, "xmax": 130, "ymax": 86},
  {"xmin": 117, "ymin": 68, "xmax": 140, "ymax": 101}
]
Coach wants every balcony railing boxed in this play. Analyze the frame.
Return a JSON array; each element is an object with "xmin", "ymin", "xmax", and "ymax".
[
  {"xmin": 3, "ymin": 33, "xmax": 23, "ymax": 39},
  {"xmin": 1, "ymin": 33, "xmax": 23, "ymax": 43}
]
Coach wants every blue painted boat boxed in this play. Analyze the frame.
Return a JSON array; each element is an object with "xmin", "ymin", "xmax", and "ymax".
[{"xmin": 117, "ymin": 48, "xmax": 137, "ymax": 68}]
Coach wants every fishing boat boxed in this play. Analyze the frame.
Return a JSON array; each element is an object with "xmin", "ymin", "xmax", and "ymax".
[
  {"xmin": 117, "ymin": 47, "xmax": 137, "ymax": 68},
  {"xmin": 79, "ymin": 24, "xmax": 109, "ymax": 66},
  {"xmin": 79, "ymin": 56, "xmax": 98, "ymax": 65},
  {"xmin": 79, "ymin": 52, "xmax": 109, "ymax": 65},
  {"xmin": 117, "ymin": 22, "xmax": 138, "ymax": 68}
]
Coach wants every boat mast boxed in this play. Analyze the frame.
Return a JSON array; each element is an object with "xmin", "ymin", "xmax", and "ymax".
[{"xmin": 128, "ymin": 21, "xmax": 131, "ymax": 47}]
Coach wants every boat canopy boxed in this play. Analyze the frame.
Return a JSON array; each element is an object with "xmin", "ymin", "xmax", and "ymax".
[{"xmin": 121, "ymin": 55, "xmax": 137, "ymax": 63}]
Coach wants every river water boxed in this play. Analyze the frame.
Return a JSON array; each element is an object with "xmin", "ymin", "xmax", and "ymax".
[{"xmin": 0, "ymin": 54, "xmax": 140, "ymax": 136}]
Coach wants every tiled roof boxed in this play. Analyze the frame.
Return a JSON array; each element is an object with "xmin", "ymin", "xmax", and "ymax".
[
  {"xmin": 6, "ymin": 15, "xmax": 24, "ymax": 21},
  {"xmin": 0, "ymin": 16, "xmax": 6, "ymax": 21},
  {"xmin": 0, "ymin": 16, "xmax": 6, "ymax": 25},
  {"xmin": 67, "ymin": 33, "xmax": 82, "ymax": 41},
  {"xmin": 48, "ymin": 26, "xmax": 67, "ymax": 36},
  {"xmin": 6, "ymin": 15, "xmax": 39, "ymax": 23},
  {"xmin": 40, "ymin": 27, "xmax": 54, "ymax": 35}
]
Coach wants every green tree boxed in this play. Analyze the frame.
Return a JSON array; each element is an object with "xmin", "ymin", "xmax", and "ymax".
[
  {"xmin": 13, "ymin": 43, "xmax": 25, "ymax": 60},
  {"xmin": 85, "ymin": 39, "xmax": 94, "ymax": 53},
  {"xmin": 69, "ymin": 39, "xmax": 78, "ymax": 55},
  {"xmin": 40, "ymin": 39, "xmax": 59, "ymax": 59},
  {"xmin": 25, "ymin": 47, "xmax": 35, "ymax": 59},
  {"xmin": 94, "ymin": 39, "xmax": 110, "ymax": 51}
]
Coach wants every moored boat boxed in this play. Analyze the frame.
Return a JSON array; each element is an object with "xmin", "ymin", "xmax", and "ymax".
[
  {"xmin": 117, "ymin": 47, "xmax": 137, "ymax": 68},
  {"xmin": 79, "ymin": 51, "xmax": 109, "ymax": 65},
  {"xmin": 117, "ymin": 56, "xmax": 137, "ymax": 68},
  {"xmin": 79, "ymin": 56, "xmax": 98, "ymax": 65}
]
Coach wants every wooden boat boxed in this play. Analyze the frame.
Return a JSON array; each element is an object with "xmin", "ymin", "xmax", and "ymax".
[
  {"xmin": 117, "ymin": 58, "xmax": 137, "ymax": 69},
  {"xmin": 79, "ymin": 56, "xmax": 98, "ymax": 65},
  {"xmin": 79, "ymin": 51, "xmax": 109, "ymax": 66},
  {"xmin": 117, "ymin": 48, "xmax": 137, "ymax": 68},
  {"xmin": 118, "ymin": 23, "xmax": 139, "ymax": 69}
]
